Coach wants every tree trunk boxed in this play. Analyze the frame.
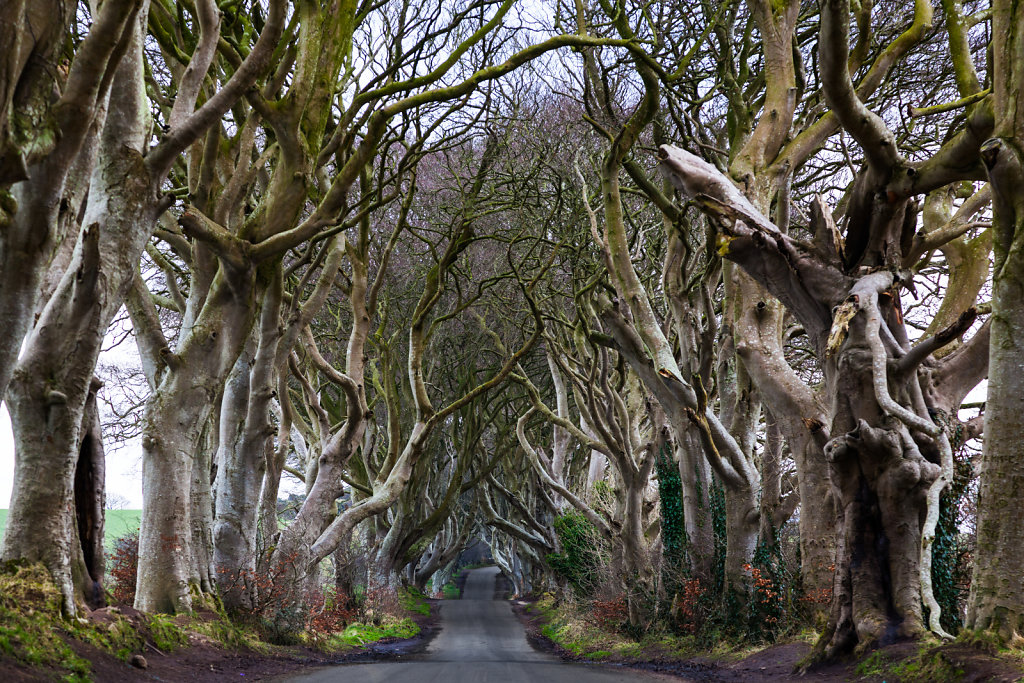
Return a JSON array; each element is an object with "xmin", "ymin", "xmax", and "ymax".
[
  {"xmin": 722, "ymin": 482, "xmax": 759, "ymax": 593},
  {"xmin": 967, "ymin": 0, "xmax": 1024, "ymax": 634},
  {"xmin": 3, "ymin": 356, "xmax": 89, "ymax": 615},
  {"xmin": 677, "ymin": 435, "xmax": 715, "ymax": 581},
  {"xmin": 215, "ymin": 268, "xmax": 291, "ymax": 613},
  {"xmin": 4, "ymin": 374, "xmax": 108, "ymax": 615},
  {"xmin": 136, "ymin": 275, "xmax": 258, "ymax": 613},
  {"xmin": 813, "ymin": 276, "xmax": 943, "ymax": 658},
  {"xmin": 717, "ymin": 326, "xmax": 762, "ymax": 592},
  {"xmin": 136, "ymin": 385, "xmax": 212, "ymax": 613},
  {"xmin": 1, "ymin": 8, "xmax": 151, "ymax": 615},
  {"xmin": 429, "ymin": 560, "xmax": 457, "ymax": 597},
  {"xmin": 213, "ymin": 349, "xmax": 261, "ymax": 611},
  {"xmin": 620, "ymin": 467, "xmax": 657, "ymax": 626},
  {"xmin": 658, "ymin": 144, "xmax": 973, "ymax": 658},
  {"xmin": 731, "ymin": 272, "xmax": 836, "ymax": 605},
  {"xmin": 190, "ymin": 409, "xmax": 218, "ymax": 596},
  {"xmin": 0, "ymin": 0, "xmax": 131, "ymax": 402}
]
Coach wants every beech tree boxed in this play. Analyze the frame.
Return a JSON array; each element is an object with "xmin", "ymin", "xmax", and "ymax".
[
  {"xmin": 658, "ymin": 0, "xmax": 993, "ymax": 659},
  {"xmin": 2, "ymin": 0, "xmax": 286, "ymax": 615},
  {"xmin": 967, "ymin": 0, "xmax": 1024, "ymax": 640}
]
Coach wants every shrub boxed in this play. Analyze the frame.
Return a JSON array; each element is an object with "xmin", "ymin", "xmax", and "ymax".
[
  {"xmin": 745, "ymin": 563, "xmax": 783, "ymax": 636},
  {"xmin": 673, "ymin": 578, "xmax": 707, "ymax": 634},
  {"xmin": 304, "ymin": 587, "xmax": 358, "ymax": 648},
  {"xmin": 546, "ymin": 512, "xmax": 605, "ymax": 597},
  {"xmin": 215, "ymin": 549, "xmax": 303, "ymax": 620},
  {"xmin": 109, "ymin": 529, "xmax": 139, "ymax": 604},
  {"xmin": 591, "ymin": 596, "xmax": 628, "ymax": 631},
  {"xmin": 362, "ymin": 584, "xmax": 402, "ymax": 619},
  {"xmin": 214, "ymin": 549, "xmax": 309, "ymax": 642}
]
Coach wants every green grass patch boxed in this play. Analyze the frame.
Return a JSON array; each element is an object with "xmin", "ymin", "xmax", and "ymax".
[
  {"xmin": 147, "ymin": 613, "xmax": 189, "ymax": 652},
  {"xmin": 332, "ymin": 617, "xmax": 419, "ymax": 648},
  {"xmin": 459, "ymin": 562, "xmax": 492, "ymax": 571},
  {"xmin": 441, "ymin": 582, "xmax": 461, "ymax": 599},
  {"xmin": 890, "ymin": 650, "xmax": 965, "ymax": 682},
  {"xmin": 850, "ymin": 643, "xmax": 974, "ymax": 682},
  {"xmin": 399, "ymin": 587, "xmax": 430, "ymax": 615},
  {"xmin": 855, "ymin": 649, "xmax": 890, "ymax": 677},
  {"xmin": 529, "ymin": 594, "xmax": 714, "ymax": 664},
  {"xmin": 70, "ymin": 611, "xmax": 145, "ymax": 663},
  {"xmin": 189, "ymin": 613, "xmax": 266, "ymax": 652}
]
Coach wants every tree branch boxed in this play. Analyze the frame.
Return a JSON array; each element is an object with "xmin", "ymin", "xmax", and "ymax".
[
  {"xmin": 146, "ymin": 0, "xmax": 286, "ymax": 177},
  {"xmin": 166, "ymin": 0, "xmax": 221, "ymax": 130},
  {"xmin": 897, "ymin": 307, "xmax": 977, "ymax": 375},
  {"xmin": 659, "ymin": 145, "xmax": 848, "ymax": 343},
  {"xmin": 819, "ymin": 0, "xmax": 905, "ymax": 174}
]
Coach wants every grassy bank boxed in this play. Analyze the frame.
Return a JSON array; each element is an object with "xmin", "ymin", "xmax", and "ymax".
[
  {"xmin": 0, "ymin": 561, "xmax": 434, "ymax": 682},
  {"xmin": 523, "ymin": 593, "xmax": 723, "ymax": 663},
  {"xmin": 519, "ymin": 593, "xmax": 1024, "ymax": 682}
]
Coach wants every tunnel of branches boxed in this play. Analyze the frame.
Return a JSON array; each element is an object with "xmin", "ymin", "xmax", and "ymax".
[{"xmin": 3, "ymin": 0, "xmax": 1024, "ymax": 665}]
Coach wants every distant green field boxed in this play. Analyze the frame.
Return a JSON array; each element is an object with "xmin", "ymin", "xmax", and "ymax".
[
  {"xmin": 103, "ymin": 510, "xmax": 142, "ymax": 548},
  {"xmin": 0, "ymin": 509, "xmax": 141, "ymax": 552}
]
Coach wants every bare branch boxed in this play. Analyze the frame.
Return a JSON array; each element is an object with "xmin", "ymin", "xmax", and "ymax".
[
  {"xmin": 819, "ymin": 0, "xmax": 907, "ymax": 174},
  {"xmin": 166, "ymin": 0, "xmax": 221, "ymax": 130}
]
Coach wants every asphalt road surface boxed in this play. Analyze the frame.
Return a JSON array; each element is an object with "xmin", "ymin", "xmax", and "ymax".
[{"xmin": 280, "ymin": 566, "xmax": 674, "ymax": 682}]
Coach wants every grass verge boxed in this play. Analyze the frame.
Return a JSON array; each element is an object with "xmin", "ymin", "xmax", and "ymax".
[
  {"xmin": 0, "ymin": 563, "xmax": 434, "ymax": 680},
  {"xmin": 0, "ymin": 562, "xmax": 92, "ymax": 681}
]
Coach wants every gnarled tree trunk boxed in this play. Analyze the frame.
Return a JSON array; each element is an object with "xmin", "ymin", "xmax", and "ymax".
[{"xmin": 2, "ymin": 6, "xmax": 152, "ymax": 615}]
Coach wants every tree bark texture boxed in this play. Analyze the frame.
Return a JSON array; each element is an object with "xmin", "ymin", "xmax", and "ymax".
[
  {"xmin": 967, "ymin": 0, "xmax": 1024, "ymax": 636},
  {"xmin": 135, "ymin": 272, "xmax": 260, "ymax": 613},
  {"xmin": 0, "ymin": 0, "xmax": 138, "ymax": 402},
  {"xmin": 71, "ymin": 379, "xmax": 107, "ymax": 610}
]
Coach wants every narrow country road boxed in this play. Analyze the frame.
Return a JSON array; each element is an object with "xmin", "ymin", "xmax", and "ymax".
[{"xmin": 279, "ymin": 566, "xmax": 677, "ymax": 682}]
